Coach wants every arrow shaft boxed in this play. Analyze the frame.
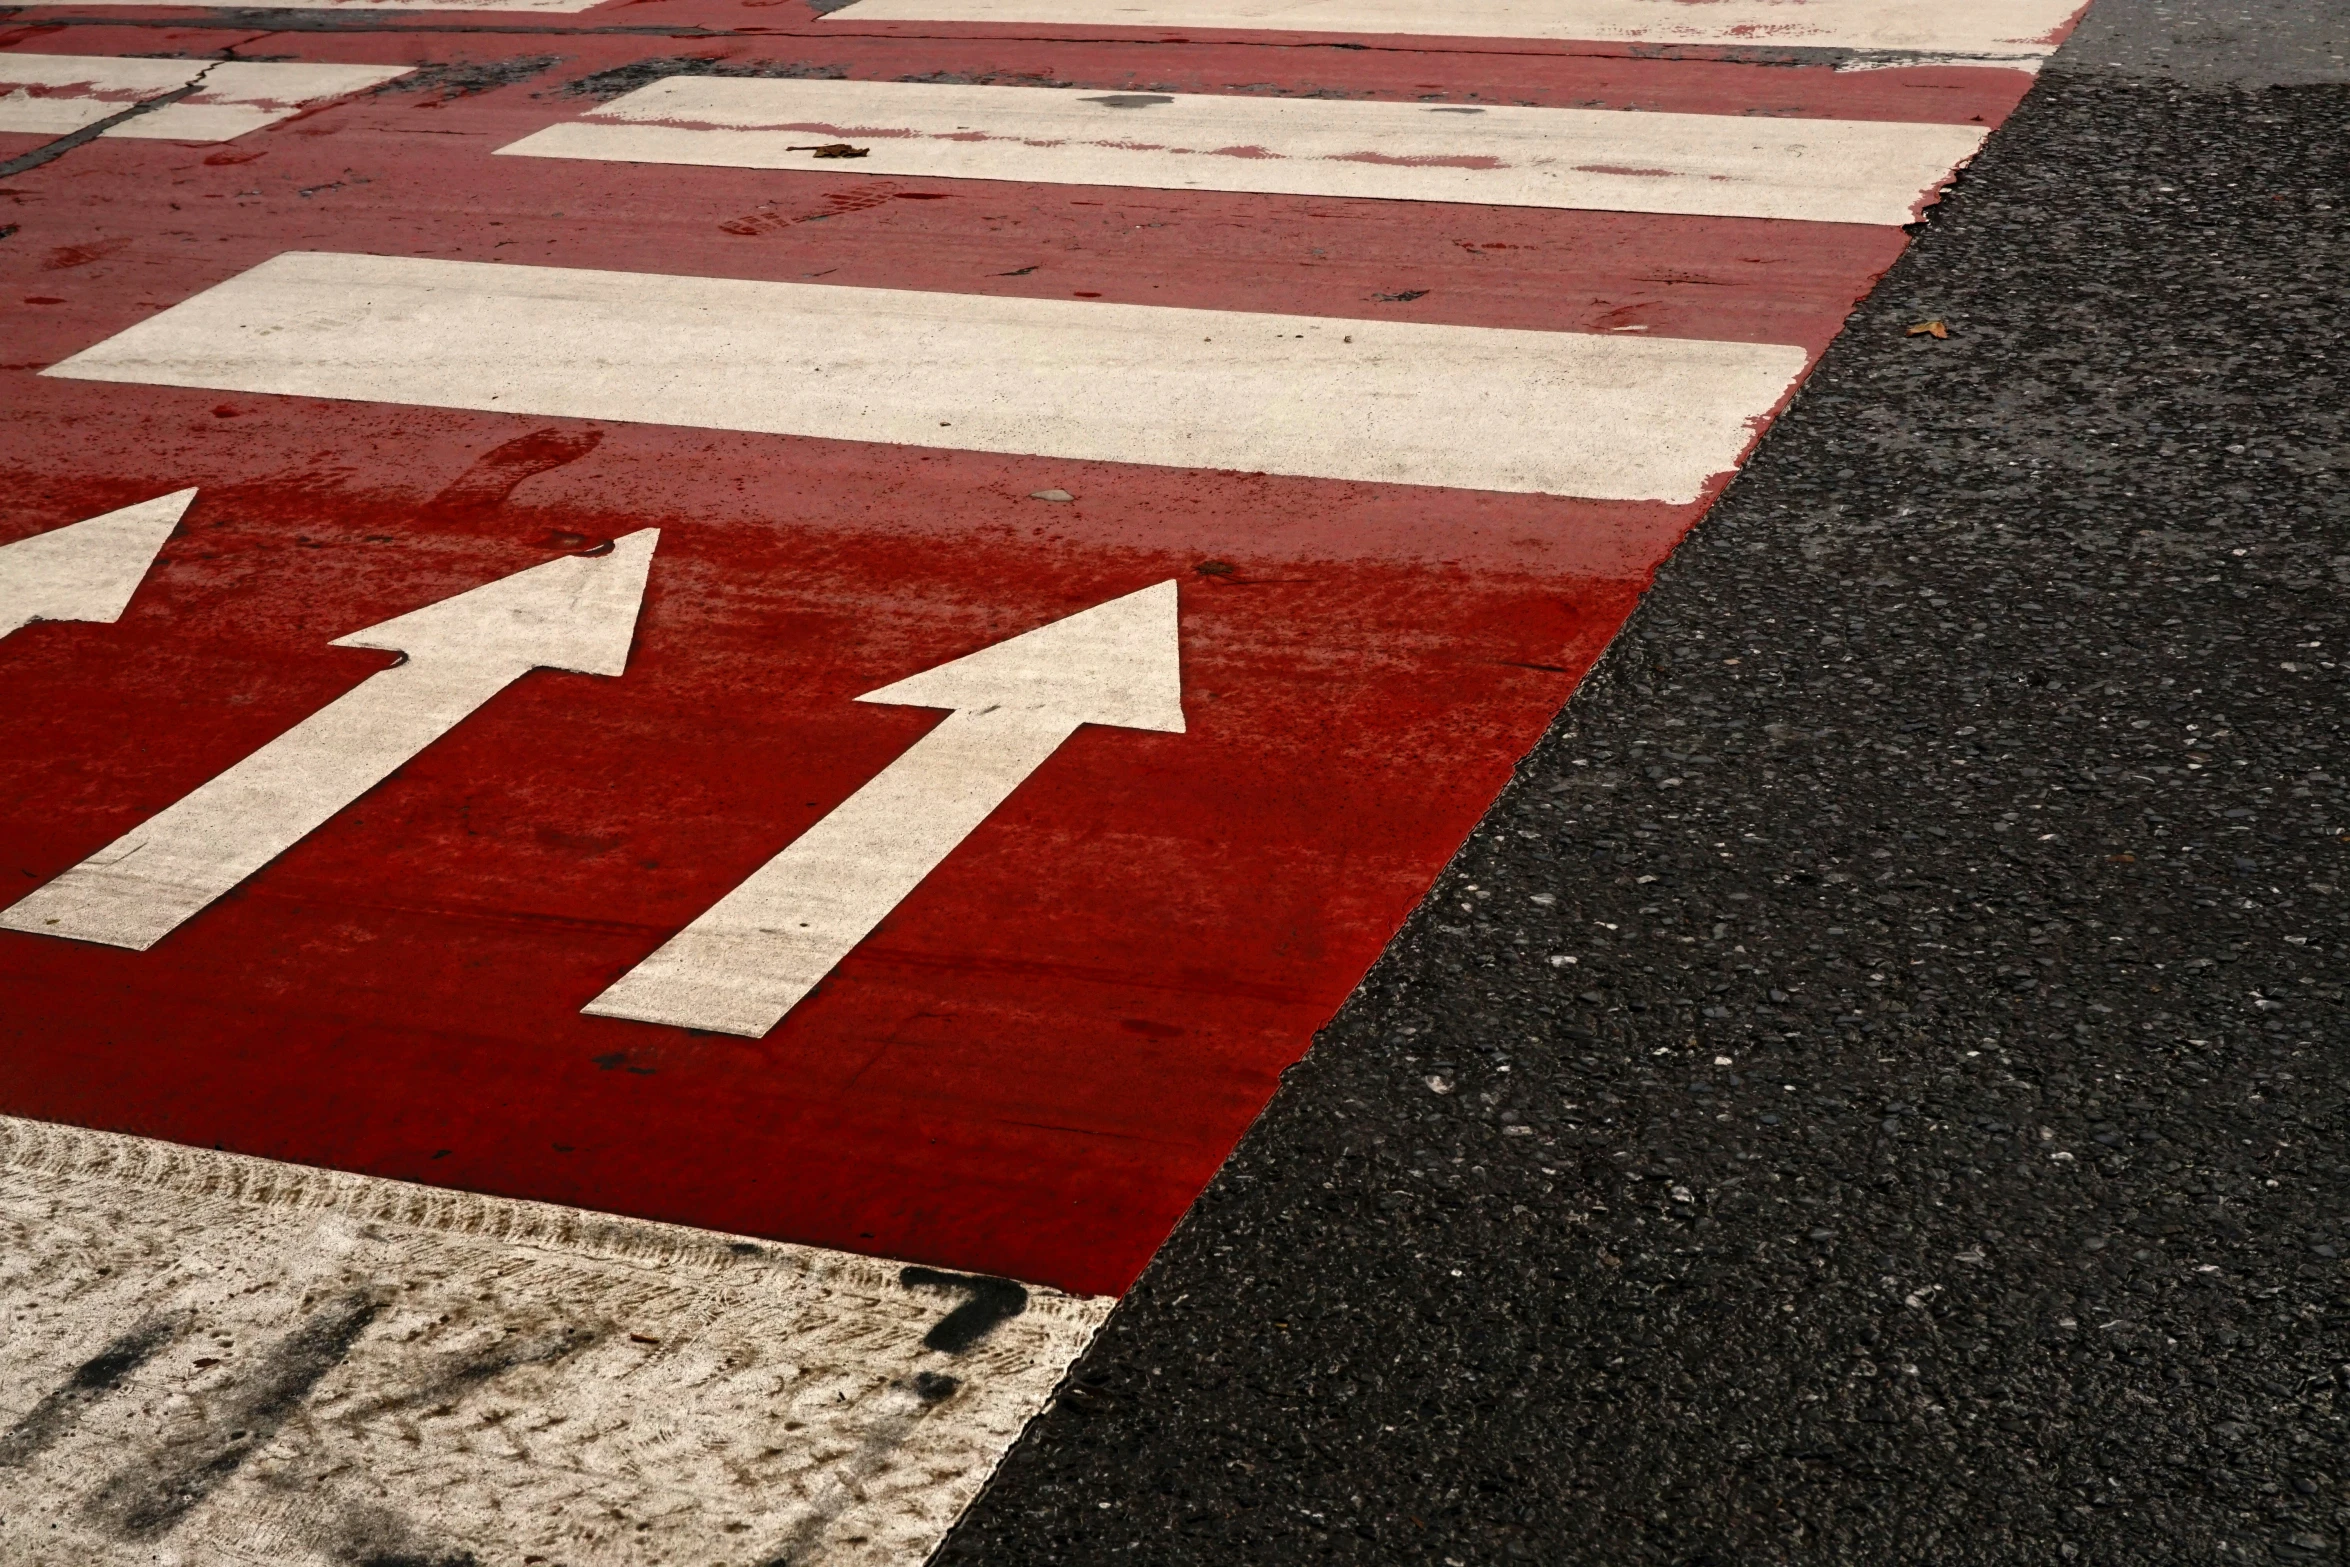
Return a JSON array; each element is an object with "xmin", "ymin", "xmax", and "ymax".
[
  {"xmin": 586, "ymin": 706, "xmax": 1080, "ymax": 1037},
  {"xmin": 1, "ymin": 656, "xmax": 521, "ymax": 951}
]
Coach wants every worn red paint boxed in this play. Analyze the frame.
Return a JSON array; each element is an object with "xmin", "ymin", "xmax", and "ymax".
[{"xmin": 4, "ymin": 127, "xmax": 1908, "ymax": 349}]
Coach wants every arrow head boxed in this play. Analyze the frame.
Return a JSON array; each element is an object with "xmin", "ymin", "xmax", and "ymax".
[
  {"xmin": 334, "ymin": 529, "xmax": 659, "ymax": 676},
  {"xmin": 859, "ymin": 579, "xmax": 1185, "ymax": 733},
  {"xmin": 0, "ymin": 488, "xmax": 195, "ymax": 636}
]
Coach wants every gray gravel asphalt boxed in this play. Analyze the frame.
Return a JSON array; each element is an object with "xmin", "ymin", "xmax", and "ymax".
[{"xmin": 944, "ymin": 5, "xmax": 2350, "ymax": 1563}]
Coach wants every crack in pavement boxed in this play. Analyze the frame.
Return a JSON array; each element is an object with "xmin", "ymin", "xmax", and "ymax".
[{"xmin": 0, "ymin": 56, "xmax": 232, "ymax": 179}]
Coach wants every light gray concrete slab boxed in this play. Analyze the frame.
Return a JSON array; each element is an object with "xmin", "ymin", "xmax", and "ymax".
[{"xmin": 0, "ymin": 1116, "xmax": 1108, "ymax": 1567}]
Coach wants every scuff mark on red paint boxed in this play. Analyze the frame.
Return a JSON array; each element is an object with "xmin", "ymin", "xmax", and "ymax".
[
  {"xmin": 42, "ymin": 237, "xmax": 133, "ymax": 271},
  {"xmin": 1329, "ymin": 150, "xmax": 1504, "ymax": 170},
  {"xmin": 425, "ymin": 427, "xmax": 606, "ymax": 520},
  {"xmin": 720, "ymin": 182, "xmax": 910, "ymax": 233}
]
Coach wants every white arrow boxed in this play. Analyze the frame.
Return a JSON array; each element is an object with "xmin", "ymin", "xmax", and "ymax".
[
  {"xmin": 585, "ymin": 578, "xmax": 1184, "ymax": 1038},
  {"xmin": 0, "ymin": 531, "xmax": 659, "ymax": 952},
  {"xmin": 0, "ymin": 489, "xmax": 195, "ymax": 642}
]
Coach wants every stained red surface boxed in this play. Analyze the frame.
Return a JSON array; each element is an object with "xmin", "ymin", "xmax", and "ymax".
[{"xmin": 0, "ymin": 21, "xmax": 2039, "ymax": 1295}]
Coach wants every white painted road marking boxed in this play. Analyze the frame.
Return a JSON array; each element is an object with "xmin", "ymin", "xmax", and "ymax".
[
  {"xmin": 587, "ymin": 580, "xmax": 1183, "ymax": 1038},
  {"xmin": 0, "ymin": 489, "xmax": 192, "ymax": 643},
  {"xmin": 823, "ymin": 0, "xmax": 2087, "ymax": 57},
  {"xmin": 0, "ymin": 531, "xmax": 657, "ymax": 951},
  {"xmin": 0, "ymin": 1115, "xmax": 1107, "ymax": 1566},
  {"xmin": 501, "ymin": 78, "xmax": 1988, "ymax": 227},
  {"xmin": 0, "ymin": 58, "xmax": 414, "ymax": 142},
  {"xmin": 45, "ymin": 252, "xmax": 1808, "ymax": 502}
]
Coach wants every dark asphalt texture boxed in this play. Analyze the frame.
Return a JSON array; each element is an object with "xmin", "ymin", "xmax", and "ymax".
[{"xmin": 945, "ymin": 22, "xmax": 2350, "ymax": 1567}]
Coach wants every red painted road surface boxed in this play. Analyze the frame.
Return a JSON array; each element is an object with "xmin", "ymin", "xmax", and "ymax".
[{"xmin": 0, "ymin": 7, "xmax": 2070, "ymax": 1297}]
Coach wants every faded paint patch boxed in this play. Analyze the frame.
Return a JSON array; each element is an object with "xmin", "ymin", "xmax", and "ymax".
[
  {"xmin": 1331, "ymin": 150, "xmax": 1506, "ymax": 169},
  {"xmin": 0, "ymin": 57, "xmax": 416, "ymax": 145},
  {"xmin": 0, "ymin": 1116, "xmax": 1108, "ymax": 1567}
]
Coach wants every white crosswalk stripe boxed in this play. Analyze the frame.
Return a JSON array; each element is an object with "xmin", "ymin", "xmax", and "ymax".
[
  {"xmin": 46, "ymin": 250, "xmax": 1810, "ymax": 502},
  {"xmin": 821, "ymin": 0, "xmax": 2088, "ymax": 59},
  {"xmin": 501, "ymin": 77, "xmax": 1988, "ymax": 226}
]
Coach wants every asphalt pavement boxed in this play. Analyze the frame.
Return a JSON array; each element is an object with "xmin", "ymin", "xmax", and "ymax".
[{"xmin": 946, "ymin": 4, "xmax": 2350, "ymax": 1562}]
